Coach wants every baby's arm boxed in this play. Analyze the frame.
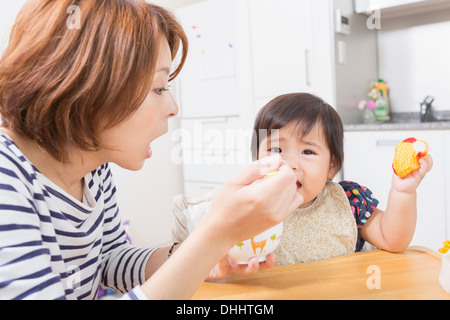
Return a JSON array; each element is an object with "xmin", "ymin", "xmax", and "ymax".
[
  {"xmin": 143, "ymin": 196, "xmax": 213, "ymax": 279},
  {"xmin": 360, "ymin": 156, "xmax": 433, "ymax": 252},
  {"xmin": 171, "ymin": 194, "xmax": 213, "ymax": 243}
]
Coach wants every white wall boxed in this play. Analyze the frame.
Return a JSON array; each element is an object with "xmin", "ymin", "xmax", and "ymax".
[
  {"xmin": 378, "ymin": 8, "xmax": 450, "ymax": 112},
  {"xmin": 110, "ymin": 116, "xmax": 184, "ymax": 248},
  {"xmin": 0, "ymin": 0, "xmax": 28, "ymax": 53}
]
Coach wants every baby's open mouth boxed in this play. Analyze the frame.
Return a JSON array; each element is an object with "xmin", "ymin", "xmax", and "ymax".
[{"xmin": 296, "ymin": 181, "xmax": 302, "ymax": 191}]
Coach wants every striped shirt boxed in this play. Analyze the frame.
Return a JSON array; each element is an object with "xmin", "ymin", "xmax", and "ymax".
[{"xmin": 0, "ymin": 130, "xmax": 155, "ymax": 299}]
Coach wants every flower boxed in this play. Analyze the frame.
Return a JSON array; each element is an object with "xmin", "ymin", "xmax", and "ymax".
[
  {"xmin": 358, "ymin": 100, "xmax": 367, "ymax": 110},
  {"xmin": 367, "ymin": 101, "xmax": 375, "ymax": 110},
  {"xmin": 368, "ymin": 88, "xmax": 380, "ymax": 101}
]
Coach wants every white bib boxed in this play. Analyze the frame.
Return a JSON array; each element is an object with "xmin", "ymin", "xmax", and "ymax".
[{"xmin": 275, "ymin": 181, "xmax": 357, "ymax": 265}]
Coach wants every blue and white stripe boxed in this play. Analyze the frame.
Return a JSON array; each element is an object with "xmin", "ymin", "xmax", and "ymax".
[{"xmin": 0, "ymin": 131, "xmax": 154, "ymax": 299}]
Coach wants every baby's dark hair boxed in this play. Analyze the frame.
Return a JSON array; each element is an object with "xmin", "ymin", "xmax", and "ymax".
[{"xmin": 251, "ymin": 93, "xmax": 344, "ymax": 173}]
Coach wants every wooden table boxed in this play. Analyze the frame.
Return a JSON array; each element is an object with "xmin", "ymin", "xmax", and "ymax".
[{"xmin": 193, "ymin": 246, "xmax": 450, "ymax": 300}]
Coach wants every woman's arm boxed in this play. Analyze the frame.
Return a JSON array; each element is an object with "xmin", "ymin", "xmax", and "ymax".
[
  {"xmin": 360, "ymin": 156, "xmax": 433, "ymax": 252},
  {"xmin": 141, "ymin": 221, "xmax": 232, "ymax": 299},
  {"xmin": 140, "ymin": 155, "xmax": 303, "ymax": 299},
  {"xmin": 144, "ymin": 246, "xmax": 175, "ymax": 279},
  {"xmin": 0, "ymin": 167, "xmax": 67, "ymax": 299}
]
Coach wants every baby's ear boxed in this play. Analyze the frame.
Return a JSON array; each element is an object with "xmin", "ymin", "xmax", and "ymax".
[{"xmin": 327, "ymin": 160, "xmax": 338, "ymax": 180}]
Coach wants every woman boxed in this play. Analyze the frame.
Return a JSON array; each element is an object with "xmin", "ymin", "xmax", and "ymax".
[{"xmin": 0, "ymin": 0, "xmax": 302, "ymax": 299}]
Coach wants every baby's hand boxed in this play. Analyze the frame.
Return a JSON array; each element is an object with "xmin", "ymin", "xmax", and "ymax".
[
  {"xmin": 391, "ymin": 155, "xmax": 433, "ymax": 194},
  {"xmin": 206, "ymin": 254, "xmax": 276, "ymax": 280}
]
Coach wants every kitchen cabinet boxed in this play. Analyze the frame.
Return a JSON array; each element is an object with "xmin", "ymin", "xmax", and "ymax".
[
  {"xmin": 183, "ymin": 181, "xmax": 221, "ymax": 198},
  {"xmin": 179, "ymin": 117, "xmax": 251, "ymax": 185},
  {"xmin": 343, "ymin": 130, "xmax": 447, "ymax": 249},
  {"xmin": 354, "ymin": 0, "xmax": 450, "ymax": 19}
]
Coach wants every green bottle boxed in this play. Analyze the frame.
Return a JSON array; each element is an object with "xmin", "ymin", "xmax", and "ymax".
[{"xmin": 374, "ymin": 90, "xmax": 388, "ymax": 121}]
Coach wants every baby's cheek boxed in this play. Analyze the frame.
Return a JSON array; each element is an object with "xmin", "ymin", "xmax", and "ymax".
[
  {"xmin": 300, "ymin": 186, "xmax": 318, "ymax": 206},
  {"xmin": 303, "ymin": 179, "xmax": 328, "ymax": 203}
]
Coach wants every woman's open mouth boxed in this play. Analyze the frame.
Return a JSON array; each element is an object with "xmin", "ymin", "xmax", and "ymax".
[{"xmin": 146, "ymin": 145, "xmax": 153, "ymax": 159}]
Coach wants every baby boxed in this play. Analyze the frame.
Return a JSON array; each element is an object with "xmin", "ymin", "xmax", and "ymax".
[{"xmin": 172, "ymin": 93, "xmax": 433, "ymax": 265}]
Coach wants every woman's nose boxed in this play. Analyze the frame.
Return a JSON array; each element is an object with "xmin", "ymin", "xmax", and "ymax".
[{"xmin": 168, "ymin": 93, "xmax": 179, "ymax": 118}]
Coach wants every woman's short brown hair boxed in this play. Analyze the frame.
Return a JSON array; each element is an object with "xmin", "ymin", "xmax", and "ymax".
[
  {"xmin": 0, "ymin": 0, "xmax": 188, "ymax": 162},
  {"xmin": 251, "ymin": 93, "xmax": 344, "ymax": 173}
]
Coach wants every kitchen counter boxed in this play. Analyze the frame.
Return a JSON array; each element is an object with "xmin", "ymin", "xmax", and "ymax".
[{"xmin": 344, "ymin": 112, "xmax": 450, "ymax": 132}]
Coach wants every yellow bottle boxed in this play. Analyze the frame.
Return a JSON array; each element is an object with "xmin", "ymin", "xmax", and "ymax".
[{"xmin": 376, "ymin": 79, "xmax": 389, "ymax": 97}]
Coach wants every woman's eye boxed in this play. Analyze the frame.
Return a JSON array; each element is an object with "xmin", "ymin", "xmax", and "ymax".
[
  {"xmin": 269, "ymin": 147, "xmax": 282, "ymax": 153},
  {"xmin": 156, "ymin": 86, "xmax": 170, "ymax": 95}
]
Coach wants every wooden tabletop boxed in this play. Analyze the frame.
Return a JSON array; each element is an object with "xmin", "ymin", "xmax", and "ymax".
[{"xmin": 193, "ymin": 246, "xmax": 450, "ymax": 300}]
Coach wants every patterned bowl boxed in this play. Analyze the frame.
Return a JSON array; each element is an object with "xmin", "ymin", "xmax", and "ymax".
[{"xmin": 227, "ymin": 222, "xmax": 283, "ymax": 265}]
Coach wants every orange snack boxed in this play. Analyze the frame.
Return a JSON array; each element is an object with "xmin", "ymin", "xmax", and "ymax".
[
  {"xmin": 439, "ymin": 240, "xmax": 450, "ymax": 254},
  {"xmin": 392, "ymin": 138, "xmax": 428, "ymax": 178}
]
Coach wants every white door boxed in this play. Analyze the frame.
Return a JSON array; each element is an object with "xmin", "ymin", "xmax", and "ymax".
[
  {"xmin": 176, "ymin": 0, "xmax": 242, "ymax": 118},
  {"xmin": 249, "ymin": 0, "xmax": 313, "ymax": 104}
]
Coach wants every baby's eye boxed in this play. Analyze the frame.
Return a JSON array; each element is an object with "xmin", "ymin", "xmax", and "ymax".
[
  {"xmin": 269, "ymin": 147, "xmax": 282, "ymax": 153},
  {"xmin": 302, "ymin": 150, "xmax": 315, "ymax": 155}
]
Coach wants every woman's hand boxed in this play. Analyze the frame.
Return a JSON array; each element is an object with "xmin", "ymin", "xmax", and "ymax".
[
  {"xmin": 202, "ymin": 154, "xmax": 303, "ymax": 249},
  {"xmin": 391, "ymin": 155, "xmax": 433, "ymax": 194},
  {"xmin": 141, "ymin": 155, "xmax": 301, "ymax": 299},
  {"xmin": 207, "ymin": 254, "xmax": 276, "ymax": 280}
]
